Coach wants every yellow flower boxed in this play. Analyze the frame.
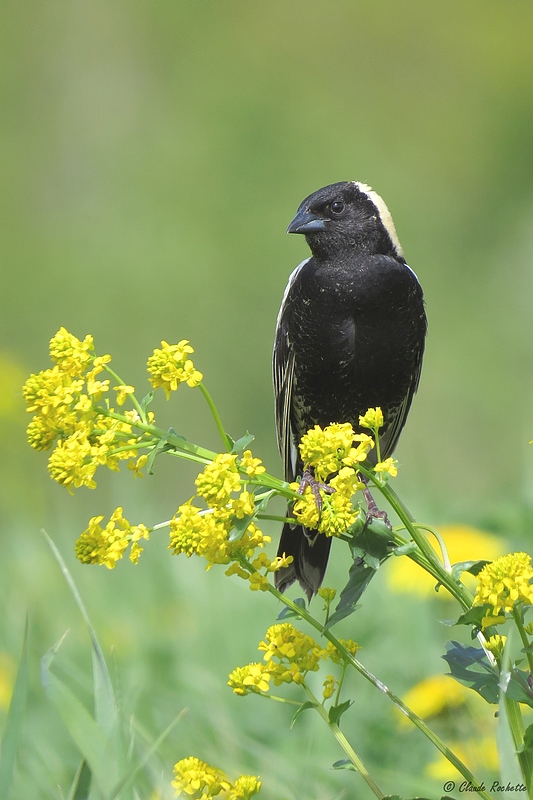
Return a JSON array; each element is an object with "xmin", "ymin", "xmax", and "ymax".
[
  {"xmin": 317, "ymin": 491, "xmax": 358, "ymax": 536},
  {"xmin": 195, "ymin": 453, "xmax": 241, "ymax": 507},
  {"xmin": 172, "ymin": 756, "xmax": 231, "ymax": 799},
  {"xmin": 374, "ymin": 457, "xmax": 398, "ymax": 478},
  {"xmin": 228, "ymin": 663, "xmax": 271, "ymax": 695},
  {"xmin": 113, "ymin": 384, "xmax": 135, "ymax": 406},
  {"xmin": 48, "ymin": 327, "xmax": 94, "ymax": 376},
  {"xmin": 169, "ymin": 501, "xmax": 270, "ymax": 572},
  {"xmin": 387, "ymin": 525, "xmax": 504, "ymax": 597},
  {"xmin": 0, "ymin": 653, "xmax": 15, "ymax": 712},
  {"xmin": 400, "ymin": 674, "xmax": 468, "ymax": 725},
  {"xmin": 147, "ymin": 340, "xmax": 202, "ymax": 399},
  {"xmin": 228, "ymin": 775, "xmax": 262, "ymax": 800},
  {"xmin": 318, "ymin": 587, "xmax": 337, "ymax": 604},
  {"xmin": 239, "ymin": 450, "xmax": 266, "ymax": 477},
  {"xmin": 48, "ymin": 428, "xmax": 98, "ymax": 491},
  {"xmin": 474, "ymin": 551, "xmax": 533, "ymax": 615},
  {"xmin": 322, "ymin": 675, "xmax": 337, "ymax": 700},
  {"xmin": 485, "ymin": 634, "xmax": 507, "ymax": 659},
  {"xmin": 267, "ymin": 554, "xmax": 293, "ymax": 572},
  {"xmin": 358, "ymin": 407, "xmax": 384, "ymax": 431},
  {"xmin": 75, "ymin": 508, "xmax": 149, "ymax": 568},
  {"xmin": 426, "ymin": 736, "xmax": 498, "ymax": 781},
  {"xmin": 248, "ymin": 572, "xmax": 270, "ymax": 592},
  {"xmin": 292, "ymin": 486, "xmax": 321, "ymax": 529},
  {"xmin": 299, "ymin": 423, "xmax": 359, "ymax": 480},
  {"xmin": 324, "ymin": 639, "xmax": 360, "ymax": 664},
  {"xmin": 258, "ymin": 623, "xmax": 324, "ymax": 677}
]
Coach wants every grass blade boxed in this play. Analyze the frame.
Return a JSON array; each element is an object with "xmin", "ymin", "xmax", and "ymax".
[{"xmin": 0, "ymin": 618, "xmax": 29, "ymax": 798}]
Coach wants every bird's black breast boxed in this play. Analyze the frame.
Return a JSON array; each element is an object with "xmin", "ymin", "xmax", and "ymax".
[{"xmin": 279, "ymin": 253, "xmax": 426, "ymax": 458}]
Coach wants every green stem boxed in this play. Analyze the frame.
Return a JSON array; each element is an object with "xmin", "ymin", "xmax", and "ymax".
[
  {"xmin": 513, "ymin": 607, "xmax": 533, "ymax": 676},
  {"xmin": 103, "ymin": 364, "xmax": 147, "ymax": 423},
  {"xmin": 302, "ymin": 682, "xmax": 384, "ymax": 799},
  {"xmin": 359, "ymin": 466, "xmax": 473, "ymax": 610},
  {"xmin": 198, "ymin": 383, "xmax": 233, "ymax": 452},
  {"xmin": 268, "ymin": 585, "xmax": 494, "ymax": 800}
]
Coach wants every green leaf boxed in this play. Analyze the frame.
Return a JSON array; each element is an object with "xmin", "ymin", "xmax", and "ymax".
[
  {"xmin": 140, "ymin": 390, "xmax": 155, "ymax": 413},
  {"xmin": 451, "ymin": 559, "xmax": 490, "ymax": 581},
  {"xmin": 227, "ymin": 492, "xmax": 271, "ymax": 543},
  {"xmin": 145, "ymin": 433, "xmax": 171, "ymax": 474},
  {"xmin": 326, "ymin": 558, "xmax": 376, "ymax": 628},
  {"xmin": 0, "ymin": 619, "xmax": 29, "ymax": 799},
  {"xmin": 42, "ymin": 531, "xmax": 119, "ymax": 738},
  {"xmin": 277, "ymin": 598, "xmax": 306, "ymax": 620},
  {"xmin": 522, "ymin": 723, "xmax": 533, "ymax": 751},
  {"xmin": 442, "ymin": 640, "xmax": 499, "ymax": 703},
  {"xmin": 290, "ymin": 701, "xmax": 318, "ymax": 730},
  {"xmin": 454, "ymin": 604, "xmax": 491, "ymax": 628},
  {"xmin": 349, "ymin": 517, "xmax": 394, "ymax": 563},
  {"xmin": 110, "ymin": 709, "xmax": 187, "ymax": 799},
  {"xmin": 332, "ymin": 759, "xmax": 357, "ymax": 772},
  {"xmin": 230, "ymin": 432, "xmax": 255, "ymax": 454},
  {"xmin": 66, "ymin": 760, "xmax": 92, "ymax": 800},
  {"xmin": 328, "ymin": 699, "xmax": 352, "ymax": 725},
  {"xmin": 40, "ymin": 636, "xmax": 120, "ymax": 794}
]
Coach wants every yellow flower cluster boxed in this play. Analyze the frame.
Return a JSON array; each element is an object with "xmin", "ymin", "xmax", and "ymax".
[
  {"xmin": 298, "ymin": 422, "xmax": 374, "ymax": 481},
  {"xmin": 228, "ymin": 623, "xmax": 360, "ymax": 696},
  {"xmin": 172, "ymin": 756, "xmax": 261, "ymax": 799},
  {"xmin": 23, "ymin": 328, "xmax": 146, "ymax": 491},
  {"xmin": 292, "ymin": 466, "xmax": 364, "ymax": 537},
  {"xmin": 75, "ymin": 507, "xmax": 150, "ymax": 568},
  {"xmin": 359, "ymin": 407, "xmax": 384, "ymax": 432},
  {"xmin": 473, "ymin": 551, "xmax": 533, "ymax": 615},
  {"xmin": 147, "ymin": 340, "xmax": 203, "ymax": 399},
  {"xmin": 485, "ymin": 634, "xmax": 507, "ymax": 659},
  {"xmin": 170, "ymin": 450, "xmax": 289, "ymax": 587}
]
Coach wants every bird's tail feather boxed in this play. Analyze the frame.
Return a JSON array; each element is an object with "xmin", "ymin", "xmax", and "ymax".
[{"xmin": 274, "ymin": 521, "xmax": 332, "ymax": 602}]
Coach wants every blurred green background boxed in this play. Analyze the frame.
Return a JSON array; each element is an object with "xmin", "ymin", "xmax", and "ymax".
[{"xmin": 2, "ymin": 1, "xmax": 533, "ymax": 797}]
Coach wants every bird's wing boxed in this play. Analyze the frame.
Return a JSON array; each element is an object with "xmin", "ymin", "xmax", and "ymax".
[
  {"xmin": 273, "ymin": 259, "xmax": 308, "ymax": 482},
  {"xmin": 273, "ymin": 310, "xmax": 297, "ymax": 482},
  {"xmin": 379, "ymin": 304, "xmax": 426, "ymax": 459}
]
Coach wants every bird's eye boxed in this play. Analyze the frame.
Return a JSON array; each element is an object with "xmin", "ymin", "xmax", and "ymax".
[{"xmin": 330, "ymin": 200, "xmax": 345, "ymax": 215}]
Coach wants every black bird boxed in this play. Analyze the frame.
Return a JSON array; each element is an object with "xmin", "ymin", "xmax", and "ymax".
[{"xmin": 273, "ymin": 181, "xmax": 427, "ymax": 600}]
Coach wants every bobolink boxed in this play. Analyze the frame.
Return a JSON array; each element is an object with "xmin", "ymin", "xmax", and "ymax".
[{"xmin": 273, "ymin": 181, "xmax": 427, "ymax": 599}]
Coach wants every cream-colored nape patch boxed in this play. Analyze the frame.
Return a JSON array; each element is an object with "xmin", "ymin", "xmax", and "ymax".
[{"xmin": 353, "ymin": 181, "xmax": 404, "ymax": 258}]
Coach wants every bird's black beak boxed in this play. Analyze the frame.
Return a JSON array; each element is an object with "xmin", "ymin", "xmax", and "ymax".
[{"xmin": 287, "ymin": 209, "xmax": 328, "ymax": 235}]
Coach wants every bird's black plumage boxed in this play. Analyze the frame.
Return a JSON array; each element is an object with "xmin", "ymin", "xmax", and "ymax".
[{"xmin": 273, "ymin": 181, "xmax": 427, "ymax": 600}]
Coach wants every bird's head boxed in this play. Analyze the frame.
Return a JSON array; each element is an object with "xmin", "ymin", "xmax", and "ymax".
[{"xmin": 287, "ymin": 181, "xmax": 404, "ymax": 261}]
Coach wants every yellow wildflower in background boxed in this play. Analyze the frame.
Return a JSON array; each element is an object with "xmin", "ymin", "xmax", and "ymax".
[
  {"xmin": 228, "ymin": 775, "xmax": 262, "ymax": 800},
  {"xmin": 147, "ymin": 339, "xmax": 202, "ymax": 398},
  {"xmin": 399, "ymin": 674, "xmax": 469, "ymax": 726},
  {"xmin": 0, "ymin": 653, "xmax": 15, "ymax": 712},
  {"xmin": 474, "ymin": 551, "xmax": 533, "ymax": 614},
  {"xmin": 387, "ymin": 524, "xmax": 503, "ymax": 597},
  {"xmin": 426, "ymin": 736, "xmax": 498, "ymax": 782}
]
